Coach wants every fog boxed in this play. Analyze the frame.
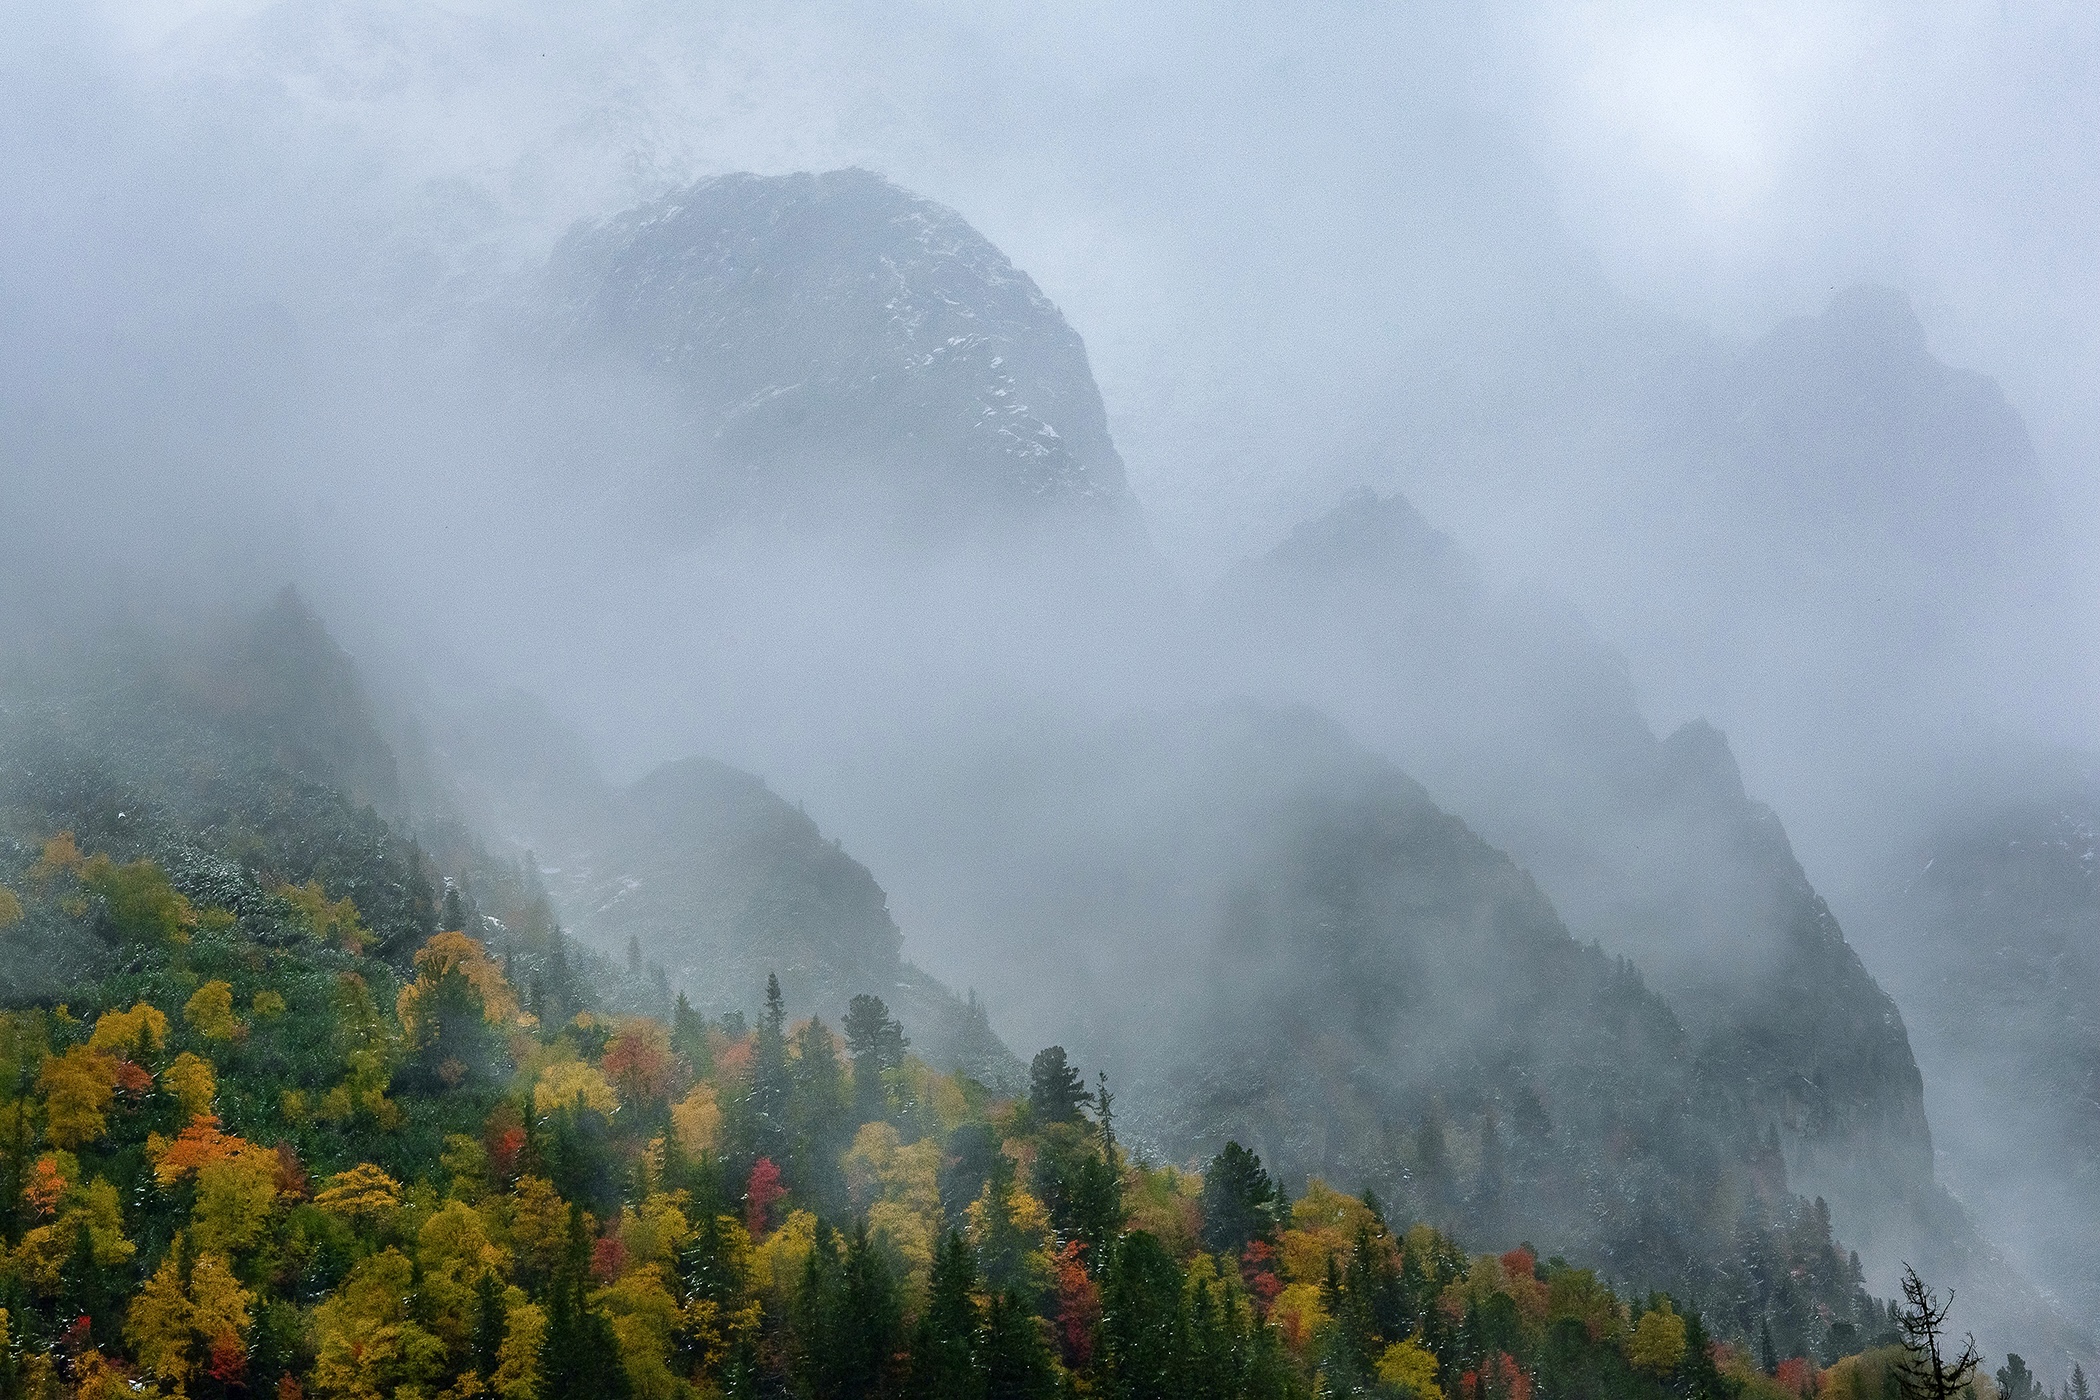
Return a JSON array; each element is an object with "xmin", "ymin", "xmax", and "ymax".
[{"xmin": 5, "ymin": 0, "xmax": 2099, "ymax": 1365}]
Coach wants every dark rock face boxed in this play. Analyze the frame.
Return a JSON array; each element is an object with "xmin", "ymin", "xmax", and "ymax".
[{"xmin": 547, "ymin": 168, "xmax": 1135, "ymax": 537}]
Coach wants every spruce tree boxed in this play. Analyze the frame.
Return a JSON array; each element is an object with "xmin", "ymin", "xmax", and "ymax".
[
  {"xmin": 910, "ymin": 1232, "xmax": 983, "ymax": 1399},
  {"xmin": 474, "ymin": 1270, "xmax": 507, "ymax": 1377},
  {"xmin": 537, "ymin": 1203, "xmax": 630, "ymax": 1400},
  {"xmin": 749, "ymin": 974, "xmax": 790, "ymax": 1163}
]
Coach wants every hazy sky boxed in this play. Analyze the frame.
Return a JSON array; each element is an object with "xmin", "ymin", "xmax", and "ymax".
[{"xmin": 15, "ymin": 0, "xmax": 2097, "ymax": 572}]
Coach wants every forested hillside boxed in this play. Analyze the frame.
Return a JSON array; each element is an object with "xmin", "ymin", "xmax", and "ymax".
[{"xmin": 0, "ymin": 823, "xmax": 1906, "ymax": 1400}]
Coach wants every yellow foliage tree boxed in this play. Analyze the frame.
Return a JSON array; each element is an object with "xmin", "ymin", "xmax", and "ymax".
[
  {"xmin": 11, "ymin": 1177, "xmax": 134, "ymax": 1292},
  {"xmin": 276, "ymin": 881, "xmax": 369, "ymax": 952},
  {"xmin": 308, "ymin": 1248, "xmax": 447, "ymax": 1400},
  {"xmin": 313, "ymin": 1163, "xmax": 404, "ymax": 1227},
  {"xmin": 1270, "ymin": 1282, "xmax": 1330, "ymax": 1354},
  {"xmin": 397, "ymin": 933, "xmax": 521, "ymax": 1048},
  {"xmin": 751, "ymin": 1209, "xmax": 819, "ymax": 1298},
  {"xmin": 506, "ymin": 1176, "xmax": 572, "ymax": 1283},
  {"xmin": 1377, "ymin": 1339, "xmax": 1444, "ymax": 1400},
  {"xmin": 417, "ymin": 1201, "xmax": 510, "ymax": 1352},
  {"xmin": 0, "ymin": 887, "xmax": 22, "ymax": 931},
  {"xmin": 534, "ymin": 1060, "xmax": 616, "ymax": 1118},
  {"xmin": 491, "ymin": 1296, "xmax": 545, "ymax": 1400},
  {"xmin": 594, "ymin": 1267, "xmax": 685, "ymax": 1400},
  {"xmin": 184, "ymin": 981, "xmax": 241, "ymax": 1041},
  {"xmin": 192, "ymin": 1148, "xmax": 281, "ymax": 1254},
  {"xmin": 1547, "ymin": 1267, "xmax": 1626, "ymax": 1342},
  {"xmin": 1629, "ymin": 1300, "xmax": 1689, "ymax": 1374},
  {"xmin": 618, "ymin": 1194, "xmax": 692, "ymax": 1273},
  {"xmin": 40, "ymin": 1046, "xmax": 118, "ymax": 1148},
  {"xmin": 30, "ymin": 832, "xmax": 84, "ymax": 882},
  {"xmin": 126, "ymin": 1241, "xmax": 252, "ymax": 1388},
  {"xmin": 843, "ymin": 1123, "xmax": 944, "ymax": 1290},
  {"xmin": 670, "ymin": 1083, "xmax": 723, "ymax": 1156},
  {"xmin": 163, "ymin": 1052, "xmax": 216, "ymax": 1116},
  {"xmin": 89, "ymin": 1003, "xmax": 169, "ymax": 1057}
]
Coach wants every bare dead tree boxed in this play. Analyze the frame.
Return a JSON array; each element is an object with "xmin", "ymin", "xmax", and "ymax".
[{"xmin": 1894, "ymin": 1263, "xmax": 1981, "ymax": 1400}]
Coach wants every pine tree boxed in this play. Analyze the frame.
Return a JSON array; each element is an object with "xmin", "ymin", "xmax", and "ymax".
[
  {"xmin": 1027, "ymin": 1047, "xmax": 1092, "ymax": 1125},
  {"xmin": 2070, "ymin": 1364, "xmax": 2092, "ymax": 1400},
  {"xmin": 843, "ymin": 994, "xmax": 908, "ymax": 1124}
]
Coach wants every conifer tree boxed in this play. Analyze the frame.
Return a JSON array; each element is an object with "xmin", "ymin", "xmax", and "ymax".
[
  {"xmin": 537, "ymin": 1204, "xmax": 630, "ymax": 1400},
  {"xmin": 474, "ymin": 1271, "xmax": 506, "ymax": 1377},
  {"xmin": 844, "ymin": 994, "xmax": 908, "ymax": 1124},
  {"xmin": 749, "ymin": 974, "xmax": 790, "ymax": 1162},
  {"xmin": 1894, "ymin": 1265, "xmax": 1980, "ymax": 1400},
  {"xmin": 982, "ymin": 1289, "xmax": 1056, "ymax": 1400},
  {"xmin": 1200, "ymin": 1143, "xmax": 1281, "ymax": 1256},
  {"xmin": 1027, "ymin": 1047, "xmax": 1092, "ymax": 1125},
  {"xmin": 1097, "ymin": 1232, "xmax": 1185, "ymax": 1400},
  {"xmin": 910, "ymin": 1232, "xmax": 982, "ymax": 1399}
]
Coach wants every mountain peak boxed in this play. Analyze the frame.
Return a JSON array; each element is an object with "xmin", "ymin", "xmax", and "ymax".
[{"xmin": 547, "ymin": 169, "xmax": 1135, "ymax": 535}]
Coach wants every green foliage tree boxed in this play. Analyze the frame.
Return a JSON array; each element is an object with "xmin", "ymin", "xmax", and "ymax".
[
  {"xmin": 1998, "ymin": 1354, "xmax": 2042, "ymax": 1400},
  {"xmin": 1097, "ymin": 1231, "xmax": 1185, "ymax": 1400}
]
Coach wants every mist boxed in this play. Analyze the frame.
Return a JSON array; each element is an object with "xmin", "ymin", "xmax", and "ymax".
[{"xmin": 4, "ymin": 0, "xmax": 2098, "ymax": 1377}]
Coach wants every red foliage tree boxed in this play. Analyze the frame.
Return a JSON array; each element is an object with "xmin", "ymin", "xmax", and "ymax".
[
  {"xmin": 1240, "ymin": 1239, "xmax": 1284, "ymax": 1316},
  {"xmin": 592, "ymin": 1233, "xmax": 627, "ymax": 1283},
  {"xmin": 745, "ymin": 1156, "xmax": 785, "ymax": 1237},
  {"xmin": 1051, "ymin": 1241, "xmax": 1101, "ymax": 1369},
  {"xmin": 484, "ymin": 1101, "xmax": 527, "ymax": 1184},
  {"xmin": 1461, "ymin": 1353, "xmax": 1532, "ymax": 1400}
]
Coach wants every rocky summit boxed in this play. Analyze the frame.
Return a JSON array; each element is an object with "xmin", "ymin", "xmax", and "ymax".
[{"xmin": 547, "ymin": 168, "xmax": 1135, "ymax": 536}]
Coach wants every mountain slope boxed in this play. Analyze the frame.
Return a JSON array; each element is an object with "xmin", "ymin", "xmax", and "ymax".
[
  {"xmin": 417, "ymin": 688, "xmax": 1017, "ymax": 1085},
  {"xmin": 1207, "ymin": 487, "xmax": 2087, "ymax": 1360},
  {"xmin": 1881, "ymin": 760, "xmax": 2100, "ymax": 1323}
]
